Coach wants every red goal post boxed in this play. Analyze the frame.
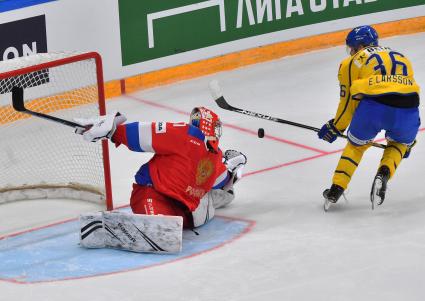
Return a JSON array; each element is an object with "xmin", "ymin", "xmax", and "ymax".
[{"xmin": 0, "ymin": 52, "xmax": 113, "ymax": 210}]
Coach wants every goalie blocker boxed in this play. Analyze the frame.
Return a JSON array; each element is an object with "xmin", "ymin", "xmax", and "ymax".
[{"xmin": 80, "ymin": 211, "xmax": 183, "ymax": 254}]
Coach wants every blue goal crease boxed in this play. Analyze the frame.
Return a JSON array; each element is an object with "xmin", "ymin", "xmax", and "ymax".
[
  {"xmin": 0, "ymin": 213, "xmax": 254, "ymax": 283},
  {"xmin": 0, "ymin": 0, "xmax": 57, "ymax": 13}
]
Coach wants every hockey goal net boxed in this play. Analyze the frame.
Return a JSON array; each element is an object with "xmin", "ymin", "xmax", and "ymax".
[{"xmin": 0, "ymin": 52, "xmax": 113, "ymax": 210}]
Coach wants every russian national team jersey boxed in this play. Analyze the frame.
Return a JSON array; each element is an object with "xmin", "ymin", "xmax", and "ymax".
[
  {"xmin": 334, "ymin": 46, "xmax": 420, "ymax": 132},
  {"xmin": 112, "ymin": 122, "xmax": 229, "ymax": 211}
]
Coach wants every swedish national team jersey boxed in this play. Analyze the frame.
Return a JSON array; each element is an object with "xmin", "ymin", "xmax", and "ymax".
[{"xmin": 333, "ymin": 46, "xmax": 420, "ymax": 132}]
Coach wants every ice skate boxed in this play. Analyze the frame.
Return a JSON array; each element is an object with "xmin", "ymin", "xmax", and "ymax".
[
  {"xmin": 323, "ymin": 184, "xmax": 344, "ymax": 212},
  {"xmin": 370, "ymin": 165, "xmax": 390, "ymax": 210}
]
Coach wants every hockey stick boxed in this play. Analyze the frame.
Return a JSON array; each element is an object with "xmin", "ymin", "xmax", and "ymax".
[
  {"xmin": 12, "ymin": 86, "xmax": 84, "ymax": 129},
  {"xmin": 209, "ymin": 81, "xmax": 386, "ymax": 149}
]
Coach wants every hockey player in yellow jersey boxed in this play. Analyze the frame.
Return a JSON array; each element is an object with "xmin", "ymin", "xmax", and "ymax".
[{"xmin": 318, "ymin": 25, "xmax": 420, "ymax": 210}]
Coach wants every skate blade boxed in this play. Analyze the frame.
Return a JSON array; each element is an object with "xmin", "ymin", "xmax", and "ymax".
[
  {"xmin": 370, "ymin": 177, "xmax": 383, "ymax": 210},
  {"xmin": 324, "ymin": 199, "xmax": 331, "ymax": 212},
  {"xmin": 323, "ymin": 189, "xmax": 331, "ymax": 212}
]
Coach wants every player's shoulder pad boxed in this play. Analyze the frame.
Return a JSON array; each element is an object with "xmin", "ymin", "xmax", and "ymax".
[
  {"xmin": 155, "ymin": 121, "xmax": 189, "ymax": 134},
  {"xmin": 187, "ymin": 124, "xmax": 205, "ymax": 141},
  {"xmin": 352, "ymin": 49, "xmax": 370, "ymax": 68},
  {"xmin": 339, "ymin": 56, "xmax": 352, "ymax": 69},
  {"xmin": 338, "ymin": 56, "xmax": 353, "ymax": 80}
]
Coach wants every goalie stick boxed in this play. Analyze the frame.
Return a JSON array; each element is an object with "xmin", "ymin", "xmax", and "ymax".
[
  {"xmin": 12, "ymin": 86, "xmax": 85, "ymax": 129},
  {"xmin": 208, "ymin": 80, "xmax": 386, "ymax": 149}
]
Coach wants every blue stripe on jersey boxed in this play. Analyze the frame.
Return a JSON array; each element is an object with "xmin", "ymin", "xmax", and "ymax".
[
  {"xmin": 125, "ymin": 122, "xmax": 143, "ymax": 152},
  {"xmin": 0, "ymin": 0, "xmax": 56, "ymax": 13},
  {"xmin": 188, "ymin": 125, "xmax": 205, "ymax": 141},
  {"xmin": 135, "ymin": 163, "xmax": 153, "ymax": 186},
  {"xmin": 362, "ymin": 92, "xmax": 418, "ymax": 97},
  {"xmin": 213, "ymin": 172, "xmax": 230, "ymax": 189}
]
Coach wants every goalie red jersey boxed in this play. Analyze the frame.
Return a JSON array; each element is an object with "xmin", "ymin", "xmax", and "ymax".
[{"xmin": 112, "ymin": 121, "xmax": 229, "ymax": 211}]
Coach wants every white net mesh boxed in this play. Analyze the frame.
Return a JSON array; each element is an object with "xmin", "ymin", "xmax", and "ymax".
[{"xmin": 0, "ymin": 52, "xmax": 109, "ymax": 206}]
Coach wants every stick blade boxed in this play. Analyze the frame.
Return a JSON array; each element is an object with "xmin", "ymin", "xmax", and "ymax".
[
  {"xmin": 209, "ymin": 80, "xmax": 223, "ymax": 99},
  {"xmin": 215, "ymin": 96, "xmax": 232, "ymax": 110},
  {"xmin": 208, "ymin": 80, "xmax": 233, "ymax": 110},
  {"xmin": 11, "ymin": 86, "xmax": 25, "ymax": 112}
]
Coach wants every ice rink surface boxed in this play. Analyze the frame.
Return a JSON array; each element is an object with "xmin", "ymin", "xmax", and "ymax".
[{"xmin": 1, "ymin": 33, "xmax": 425, "ymax": 300}]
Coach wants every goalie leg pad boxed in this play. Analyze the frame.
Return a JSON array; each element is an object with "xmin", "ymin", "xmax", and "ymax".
[
  {"xmin": 80, "ymin": 211, "xmax": 183, "ymax": 253},
  {"xmin": 192, "ymin": 189, "xmax": 236, "ymax": 227},
  {"xmin": 211, "ymin": 188, "xmax": 235, "ymax": 209},
  {"xmin": 103, "ymin": 211, "xmax": 183, "ymax": 253},
  {"xmin": 80, "ymin": 212, "xmax": 106, "ymax": 248},
  {"xmin": 192, "ymin": 192, "xmax": 216, "ymax": 227}
]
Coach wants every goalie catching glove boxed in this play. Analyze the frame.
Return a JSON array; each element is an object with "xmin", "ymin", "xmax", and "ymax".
[
  {"xmin": 74, "ymin": 112, "xmax": 127, "ymax": 142},
  {"xmin": 223, "ymin": 149, "xmax": 247, "ymax": 185}
]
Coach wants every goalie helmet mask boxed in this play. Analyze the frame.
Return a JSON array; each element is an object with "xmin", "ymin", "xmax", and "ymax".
[{"xmin": 190, "ymin": 107, "xmax": 222, "ymax": 152}]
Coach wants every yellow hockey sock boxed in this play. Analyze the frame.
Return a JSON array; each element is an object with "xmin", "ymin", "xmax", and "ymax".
[
  {"xmin": 332, "ymin": 142, "xmax": 370, "ymax": 190},
  {"xmin": 379, "ymin": 141, "xmax": 408, "ymax": 177}
]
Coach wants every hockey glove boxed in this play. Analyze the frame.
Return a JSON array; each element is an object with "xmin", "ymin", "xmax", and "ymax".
[
  {"xmin": 403, "ymin": 139, "xmax": 417, "ymax": 159},
  {"xmin": 318, "ymin": 119, "xmax": 341, "ymax": 143},
  {"xmin": 223, "ymin": 149, "xmax": 247, "ymax": 185},
  {"xmin": 74, "ymin": 112, "xmax": 127, "ymax": 142}
]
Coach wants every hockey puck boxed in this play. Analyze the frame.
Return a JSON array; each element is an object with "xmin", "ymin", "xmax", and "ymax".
[{"xmin": 258, "ymin": 128, "xmax": 265, "ymax": 138}]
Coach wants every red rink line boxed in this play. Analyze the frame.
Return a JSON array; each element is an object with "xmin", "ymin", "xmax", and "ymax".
[
  {"xmin": 125, "ymin": 94, "xmax": 327, "ymax": 154},
  {"xmin": 244, "ymin": 149, "xmax": 342, "ymax": 177},
  {"xmin": 125, "ymin": 94, "xmax": 189, "ymax": 115},
  {"xmin": 244, "ymin": 127, "xmax": 425, "ymax": 177},
  {"xmin": 124, "ymin": 94, "xmax": 424, "ymax": 177},
  {"xmin": 222, "ymin": 123, "xmax": 327, "ymax": 154}
]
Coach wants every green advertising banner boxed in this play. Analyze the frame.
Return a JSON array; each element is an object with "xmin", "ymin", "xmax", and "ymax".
[{"xmin": 118, "ymin": 0, "xmax": 424, "ymax": 66}]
